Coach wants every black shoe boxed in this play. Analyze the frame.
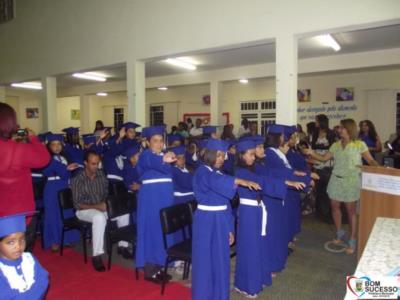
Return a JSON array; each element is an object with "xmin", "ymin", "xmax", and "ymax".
[
  {"xmin": 92, "ymin": 255, "xmax": 105, "ymax": 272},
  {"xmin": 288, "ymin": 247, "xmax": 294, "ymax": 256},
  {"xmin": 117, "ymin": 247, "xmax": 133, "ymax": 260}
]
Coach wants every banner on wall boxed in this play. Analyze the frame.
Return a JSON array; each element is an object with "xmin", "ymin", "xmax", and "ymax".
[{"xmin": 298, "ymin": 103, "xmax": 358, "ymax": 123}]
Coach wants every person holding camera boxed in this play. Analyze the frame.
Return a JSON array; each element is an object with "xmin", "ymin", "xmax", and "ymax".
[{"xmin": 0, "ymin": 103, "xmax": 50, "ymax": 250}]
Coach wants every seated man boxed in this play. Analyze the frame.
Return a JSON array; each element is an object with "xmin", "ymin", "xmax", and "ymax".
[{"xmin": 70, "ymin": 150, "xmax": 132, "ymax": 272}]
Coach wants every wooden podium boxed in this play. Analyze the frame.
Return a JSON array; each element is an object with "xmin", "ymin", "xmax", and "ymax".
[{"xmin": 358, "ymin": 166, "xmax": 400, "ymax": 259}]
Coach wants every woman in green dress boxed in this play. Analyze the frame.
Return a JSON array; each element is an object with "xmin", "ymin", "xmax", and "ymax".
[{"xmin": 304, "ymin": 119, "xmax": 378, "ymax": 254}]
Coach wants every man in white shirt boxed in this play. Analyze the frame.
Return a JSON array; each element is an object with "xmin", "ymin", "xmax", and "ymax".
[{"xmin": 189, "ymin": 118, "xmax": 203, "ymax": 137}]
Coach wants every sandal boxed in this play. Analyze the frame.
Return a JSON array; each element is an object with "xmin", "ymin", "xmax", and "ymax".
[
  {"xmin": 346, "ymin": 239, "xmax": 356, "ymax": 255},
  {"xmin": 234, "ymin": 287, "xmax": 258, "ymax": 299},
  {"xmin": 332, "ymin": 229, "xmax": 346, "ymax": 245}
]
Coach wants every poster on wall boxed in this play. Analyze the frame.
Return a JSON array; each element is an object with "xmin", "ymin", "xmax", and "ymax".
[
  {"xmin": 71, "ymin": 109, "xmax": 80, "ymax": 120},
  {"xmin": 336, "ymin": 87, "xmax": 354, "ymax": 101},
  {"xmin": 26, "ymin": 108, "xmax": 39, "ymax": 119},
  {"xmin": 297, "ymin": 89, "xmax": 311, "ymax": 102}
]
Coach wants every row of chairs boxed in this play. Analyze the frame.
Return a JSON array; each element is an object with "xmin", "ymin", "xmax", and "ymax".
[{"xmin": 33, "ymin": 179, "xmax": 216, "ymax": 294}]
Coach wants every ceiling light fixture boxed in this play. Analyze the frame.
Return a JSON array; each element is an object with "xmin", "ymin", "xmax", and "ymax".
[
  {"xmin": 239, "ymin": 79, "xmax": 249, "ymax": 84},
  {"xmin": 11, "ymin": 82, "xmax": 42, "ymax": 90},
  {"xmin": 165, "ymin": 58, "xmax": 197, "ymax": 70},
  {"xmin": 72, "ymin": 72, "xmax": 107, "ymax": 82},
  {"xmin": 96, "ymin": 92, "xmax": 108, "ymax": 96},
  {"xmin": 315, "ymin": 34, "xmax": 341, "ymax": 51},
  {"xmin": 157, "ymin": 87, "xmax": 168, "ymax": 91}
]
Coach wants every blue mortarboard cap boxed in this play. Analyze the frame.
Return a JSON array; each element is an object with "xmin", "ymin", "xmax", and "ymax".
[
  {"xmin": 122, "ymin": 122, "xmax": 141, "ymax": 130},
  {"xmin": 252, "ymin": 134, "xmax": 265, "ymax": 145},
  {"xmin": 198, "ymin": 139, "xmax": 208, "ymax": 150},
  {"xmin": 82, "ymin": 134, "xmax": 96, "ymax": 145},
  {"xmin": 283, "ymin": 125, "xmax": 297, "ymax": 141},
  {"xmin": 203, "ymin": 126, "xmax": 218, "ymax": 135},
  {"xmin": 206, "ymin": 138, "xmax": 230, "ymax": 152},
  {"xmin": 266, "ymin": 124, "xmax": 285, "ymax": 135},
  {"xmin": 47, "ymin": 134, "xmax": 64, "ymax": 143},
  {"xmin": 38, "ymin": 131, "xmax": 52, "ymax": 143},
  {"xmin": 123, "ymin": 145, "xmax": 140, "ymax": 158},
  {"xmin": 170, "ymin": 145, "xmax": 186, "ymax": 156},
  {"xmin": 167, "ymin": 134, "xmax": 183, "ymax": 144},
  {"xmin": 236, "ymin": 139, "xmax": 256, "ymax": 152},
  {"xmin": 0, "ymin": 212, "xmax": 36, "ymax": 238},
  {"xmin": 62, "ymin": 127, "xmax": 80, "ymax": 134},
  {"xmin": 142, "ymin": 125, "xmax": 166, "ymax": 138}
]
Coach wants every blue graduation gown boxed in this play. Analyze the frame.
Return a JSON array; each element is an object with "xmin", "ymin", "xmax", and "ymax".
[
  {"xmin": 222, "ymin": 153, "xmax": 235, "ymax": 175},
  {"xmin": 42, "ymin": 155, "xmax": 79, "ymax": 248},
  {"xmin": 234, "ymin": 167, "xmax": 287, "ymax": 295},
  {"xmin": 192, "ymin": 165, "xmax": 236, "ymax": 300},
  {"xmin": 0, "ymin": 253, "xmax": 49, "ymax": 300},
  {"xmin": 63, "ymin": 143, "xmax": 84, "ymax": 167},
  {"xmin": 286, "ymin": 149, "xmax": 311, "ymax": 240},
  {"xmin": 185, "ymin": 150, "xmax": 199, "ymax": 170},
  {"xmin": 135, "ymin": 149, "xmax": 174, "ymax": 268},
  {"xmin": 123, "ymin": 162, "xmax": 140, "ymax": 192},
  {"xmin": 171, "ymin": 165, "xmax": 194, "ymax": 204},
  {"xmin": 102, "ymin": 140, "xmax": 125, "ymax": 182}
]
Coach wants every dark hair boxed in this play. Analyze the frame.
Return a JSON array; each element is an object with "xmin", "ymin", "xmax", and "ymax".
[
  {"xmin": 316, "ymin": 114, "xmax": 329, "ymax": 131},
  {"xmin": 0, "ymin": 236, "xmax": 4, "ymax": 242},
  {"xmin": 306, "ymin": 122, "xmax": 316, "ymax": 136},
  {"xmin": 95, "ymin": 120, "xmax": 104, "ymax": 131},
  {"xmin": 297, "ymin": 123, "xmax": 304, "ymax": 133},
  {"xmin": 203, "ymin": 149, "xmax": 218, "ymax": 167},
  {"xmin": 46, "ymin": 140, "xmax": 64, "ymax": 156},
  {"xmin": 84, "ymin": 150, "xmax": 100, "ymax": 162},
  {"xmin": 359, "ymin": 120, "xmax": 378, "ymax": 142},
  {"xmin": 0, "ymin": 102, "xmax": 17, "ymax": 140},
  {"xmin": 265, "ymin": 133, "xmax": 282, "ymax": 148},
  {"xmin": 235, "ymin": 150, "xmax": 255, "ymax": 172}
]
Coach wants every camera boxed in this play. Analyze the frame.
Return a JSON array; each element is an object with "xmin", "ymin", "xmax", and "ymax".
[{"xmin": 17, "ymin": 129, "xmax": 28, "ymax": 137}]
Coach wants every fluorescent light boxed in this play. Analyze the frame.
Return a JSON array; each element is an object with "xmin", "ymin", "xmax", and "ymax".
[
  {"xmin": 157, "ymin": 87, "xmax": 168, "ymax": 91},
  {"xmin": 177, "ymin": 56, "xmax": 200, "ymax": 65},
  {"xmin": 96, "ymin": 92, "xmax": 108, "ymax": 96},
  {"xmin": 11, "ymin": 82, "xmax": 42, "ymax": 90},
  {"xmin": 165, "ymin": 58, "xmax": 197, "ymax": 70},
  {"xmin": 72, "ymin": 72, "xmax": 107, "ymax": 82},
  {"xmin": 239, "ymin": 79, "xmax": 249, "ymax": 84},
  {"xmin": 316, "ymin": 34, "xmax": 341, "ymax": 51}
]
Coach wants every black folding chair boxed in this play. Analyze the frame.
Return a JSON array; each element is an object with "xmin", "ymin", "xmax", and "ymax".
[
  {"xmin": 105, "ymin": 193, "xmax": 137, "ymax": 271},
  {"xmin": 108, "ymin": 180, "xmax": 128, "ymax": 196},
  {"xmin": 32, "ymin": 179, "xmax": 46, "ymax": 249},
  {"xmin": 159, "ymin": 202, "xmax": 193, "ymax": 295},
  {"xmin": 58, "ymin": 188, "xmax": 91, "ymax": 263}
]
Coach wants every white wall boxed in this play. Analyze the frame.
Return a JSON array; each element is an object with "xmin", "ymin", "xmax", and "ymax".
[
  {"xmin": 56, "ymin": 96, "xmax": 81, "ymax": 132},
  {"xmin": 0, "ymin": 0, "xmax": 399, "ymax": 83},
  {"xmin": 5, "ymin": 89, "xmax": 42, "ymax": 133}
]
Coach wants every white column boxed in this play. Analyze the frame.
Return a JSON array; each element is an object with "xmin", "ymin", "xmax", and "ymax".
[
  {"xmin": 41, "ymin": 77, "xmax": 57, "ymax": 132},
  {"xmin": 126, "ymin": 60, "xmax": 146, "ymax": 126},
  {"xmin": 0, "ymin": 86, "xmax": 6, "ymax": 103},
  {"xmin": 80, "ymin": 94, "xmax": 91, "ymax": 134},
  {"xmin": 275, "ymin": 34, "xmax": 298, "ymax": 125},
  {"xmin": 210, "ymin": 80, "xmax": 223, "ymax": 126}
]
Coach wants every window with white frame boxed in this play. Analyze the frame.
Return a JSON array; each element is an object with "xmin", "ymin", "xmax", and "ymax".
[
  {"xmin": 240, "ymin": 100, "xmax": 276, "ymax": 136},
  {"xmin": 150, "ymin": 105, "xmax": 164, "ymax": 126}
]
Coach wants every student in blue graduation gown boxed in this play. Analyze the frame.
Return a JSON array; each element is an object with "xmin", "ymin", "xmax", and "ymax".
[
  {"xmin": 285, "ymin": 126, "xmax": 319, "ymax": 245},
  {"xmin": 170, "ymin": 146, "xmax": 194, "ymax": 204},
  {"xmin": 114, "ymin": 122, "xmax": 141, "ymax": 154},
  {"xmin": 234, "ymin": 140, "xmax": 304, "ymax": 298},
  {"xmin": 122, "ymin": 145, "xmax": 141, "ymax": 193},
  {"xmin": 192, "ymin": 139, "xmax": 261, "ymax": 300},
  {"xmin": 135, "ymin": 126, "xmax": 177, "ymax": 282},
  {"xmin": 62, "ymin": 127, "xmax": 84, "ymax": 170},
  {"xmin": 0, "ymin": 212, "xmax": 49, "ymax": 300},
  {"xmin": 222, "ymin": 142, "xmax": 236, "ymax": 175},
  {"xmin": 262, "ymin": 125, "xmax": 310, "ymax": 272},
  {"xmin": 42, "ymin": 134, "xmax": 80, "ymax": 251}
]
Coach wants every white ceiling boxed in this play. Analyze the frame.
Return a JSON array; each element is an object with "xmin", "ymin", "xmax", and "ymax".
[{"xmin": 55, "ymin": 24, "xmax": 400, "ymax": 88}]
